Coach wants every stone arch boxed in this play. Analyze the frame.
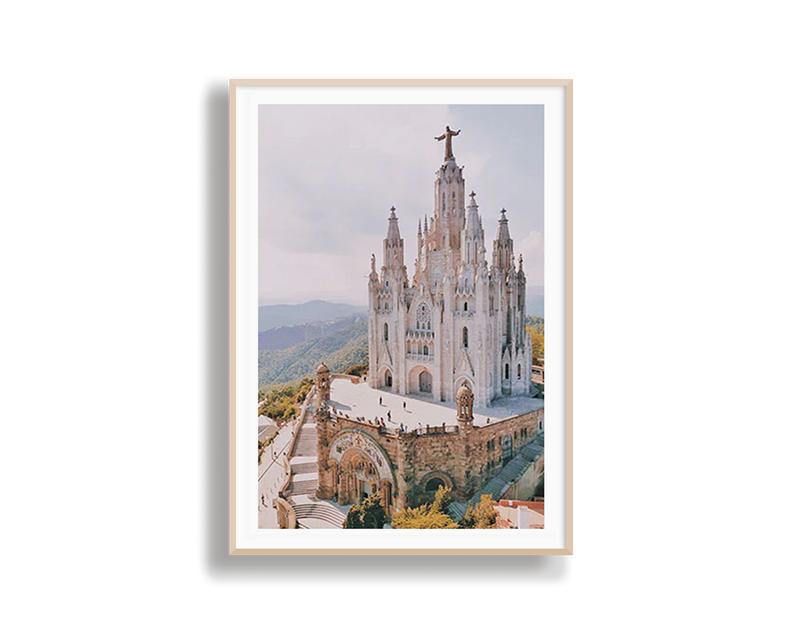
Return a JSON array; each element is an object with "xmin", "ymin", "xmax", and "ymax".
[
  {"xmin": 378, "ymin": 365, "xmax": 394, "ymax": 390},
  {"xmin": 328, "ymin": 429, "xmax": 397, "ymax": 509},
  {"xmin": 418, "ymin": 470, "xmax": 454, "ymax": 496},
  {"xmin": 408, "ymin": 364, "xmax": 433, "ymax": 395}
]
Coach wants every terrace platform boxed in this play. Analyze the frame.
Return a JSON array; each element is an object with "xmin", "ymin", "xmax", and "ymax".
[{"xmin": 328, "ymin": 377, "xmax": 544, "ymax": 432}]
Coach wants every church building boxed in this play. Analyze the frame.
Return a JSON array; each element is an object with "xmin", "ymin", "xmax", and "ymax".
[{"xmin": 367, "ymin": 127, "xmax": 532, "ymax": 407}]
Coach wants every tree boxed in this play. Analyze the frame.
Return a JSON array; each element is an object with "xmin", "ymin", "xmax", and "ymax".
[
  {"xmin": 391, "ymin": 503, "xmax": 459, "ymax": 529},
  {"xmin": 432, "ymin": 485, "xmax": 452, "ymax": 513},
  {"xmin": 460, "ymin": 494, "xmax": 498, "ymax": 529},
  {"xmin": 391, "ymin": 485, "xmax": 458, "ymax": 529},
  {"xmin": 344, "ymin": 363, "xmax": 368, "ymax": 378},
  {"xmin": 343, "ymin": 493, "xmax": 387, "ymax": 529},
  {"xmin": 526, "ymin": 327, "xmax": 544, "ymax": 361}
]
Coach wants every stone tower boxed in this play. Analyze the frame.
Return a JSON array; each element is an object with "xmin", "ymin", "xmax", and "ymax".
[
  {"xmin": 455, "ymin": 381, "xmax": 474, "ymax": 428},
  {"xmin": 316, "ymin": 361, "xmax": 331, "ymax": 403}
]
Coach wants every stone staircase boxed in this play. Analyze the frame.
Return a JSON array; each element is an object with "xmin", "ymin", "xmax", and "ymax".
[
  {"xmin": 291, "ymin": 423, "xmax": 317, "ymax": 457},
  {"xmin": 294, "ymin": 501, "xmax": 347, "ymax": 529},
  {"xmin": 282, "ymin": 419, "xmax": 347, "ymax": 529},
  {"xmin": 448, "ymin": 433, "xmax": 545, "ymax": 521}
]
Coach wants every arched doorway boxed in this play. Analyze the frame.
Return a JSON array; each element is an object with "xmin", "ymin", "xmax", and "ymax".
[
  {"xmin": 342, "ymin": 449, "xmax": 380, "ymax": 502},
  {"xmin": 408, "ymin": 365, "xmax": 433, "ymax": 395},
  {"xmin": 328, "ymin": 430, "xmax": 396, "ymax": 514},
  {"xmin": 379, "ymin": 367, "xmax": 393, "ymax": 390},
  {"xmin": 419, "ymin": 370, "xmax": 432, "ymax": 394}
]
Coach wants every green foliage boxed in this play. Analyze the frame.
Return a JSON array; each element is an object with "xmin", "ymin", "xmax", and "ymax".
[
  {"xmin": 526, "ymin": 327, "xmax": 544, "ymax": 361},
  {"xmin": 258, "ymin": 316, "xmax": 368, "ymax": 388},
  {"xmin": 525, "ymin": 315, "xmax": 545, "ymax": 334},
  {"xmin": 459, "ymin": 494, "xmax": 498, "ymax": 529},
  {"xmin": 344, "ymin": 363, "xmax": 369, "ymax": 378},
  {"xmin": 392, "ymin": 485, "xmax": 458, "ymax": 529},
  {"xmin": 258, "ymin": 377, "xmax": 314, "ymax": 422},
  {"xmin": 343, "ymin": 493, "xmax": 387, "ymax": 529},
  {"xmin": 432, "ymin": 485, "xmax": 452, "ymax": 513},
  {"xmin": 391, "ymin": 503, "xmax": 459, "ymax": 529},
  {"xmin": 524, "ymin": 316, "xmax": 545, "ymax": 362}
]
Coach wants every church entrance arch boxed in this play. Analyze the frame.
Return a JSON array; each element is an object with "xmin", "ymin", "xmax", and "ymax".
[
  {"xmin": 408, "ymin": 365, "xmax": 433, "ymax": 395},
  {"xmin": 420, "ymin": 371, "xmax": 432, "ymax": 394},
  {"xmin": 328, "ymin": 430, "xmax": 395, "ymax": 512},
  {"xmin": 378, "ymin": 366, "xmax": 394, "ymax": 390}
]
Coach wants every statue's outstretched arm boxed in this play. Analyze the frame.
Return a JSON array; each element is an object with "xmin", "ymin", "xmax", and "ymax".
[{"xmin": 435, "ymin": 134, "xmax": 446, "ymax": 141}]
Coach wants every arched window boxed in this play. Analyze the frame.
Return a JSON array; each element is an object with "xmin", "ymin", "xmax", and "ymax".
[
  {"xmin": 517, "ymin": 364, "xmax": 521, "ymax": 380},
  {"xmin": 505, "ymin": 363, "xmax": 510, "ymax": 379},
  {"xmin": 383, "ymin": 323, "xmax": 388, "ymax": 342},
  {"xmin": 462, "ymin": 327, "xmax": 469, "ymax": 348},
  {"xmin": 416, "ymin": 303, "xmax": 431, "ymax": 331},
  {"xmin": 423, "ymin": 345, "xmax": 428, "ymax": 356},
  {"xmin": 463, "ymin": 301, "xmax": 468, "ymax": 311}
]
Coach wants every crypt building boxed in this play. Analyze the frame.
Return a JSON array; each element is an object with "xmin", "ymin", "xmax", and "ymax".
[{"xmin": 367, "ymin": 129, "xmax": 532, "ymax": 408}]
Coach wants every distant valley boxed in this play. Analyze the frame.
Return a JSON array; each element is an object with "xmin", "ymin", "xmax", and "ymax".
[{"xmin": 258, "ymin": 300, "xmax": 366, "ymax": 332}]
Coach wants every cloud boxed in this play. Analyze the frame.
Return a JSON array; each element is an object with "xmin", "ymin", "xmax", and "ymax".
[{"xmin": 258, "ymin": 105, "xmax": 544, "ymax": 305}]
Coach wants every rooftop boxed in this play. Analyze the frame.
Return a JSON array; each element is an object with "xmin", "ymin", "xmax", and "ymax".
[{"xmin": 328, "ymin": 378, "xmax": 543, "ymax": 432}]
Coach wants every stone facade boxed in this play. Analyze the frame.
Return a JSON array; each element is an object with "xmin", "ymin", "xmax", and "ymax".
[
  {"xmin": 367, "ymin": 140, "xmax": 532, "ymax": 408},
  {"xmin": 316, "ymin": 373, "xmax": 544, "ymax": 515}
]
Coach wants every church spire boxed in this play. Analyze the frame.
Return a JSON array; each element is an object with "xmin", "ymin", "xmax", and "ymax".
[
  {"xmin": 492, "ymin": 208, "xmax": 514, "ymax": 271},
  {"xmin": 383, "ymin": 206, "xmax": 405, "ymax": 275},
  {"xmin": 386, "ymin": 206, "xmax": 401, "ymax": 242}
]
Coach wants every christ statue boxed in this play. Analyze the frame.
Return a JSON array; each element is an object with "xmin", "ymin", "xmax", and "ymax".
[{"xmin": 434, "ymin": 126, "xmax": 461, "ymax": 160}]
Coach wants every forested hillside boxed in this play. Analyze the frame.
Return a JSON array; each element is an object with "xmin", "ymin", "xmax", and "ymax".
[
  {"xmin": 258, "ymin": 314, "xmax": 368, "ymax": 390},
  {"xmin": 258, "ymin": 312, "xmax": 545, "ymax": 392}
]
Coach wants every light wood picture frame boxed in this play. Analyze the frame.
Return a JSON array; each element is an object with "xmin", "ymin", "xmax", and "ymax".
[{"xmin": 228, "ymin": 72, "xmax": 583, "ymax": 559}]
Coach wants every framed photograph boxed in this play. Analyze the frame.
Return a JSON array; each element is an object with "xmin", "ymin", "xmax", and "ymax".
[{"xmin": 229, "ymin": 80, "xmax": 572, "ymax": 555}]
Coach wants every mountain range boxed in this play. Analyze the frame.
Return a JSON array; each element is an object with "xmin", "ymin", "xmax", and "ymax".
[{"xmin": 258, "ymin": 300, "xmax": 366, "ymax": 332}]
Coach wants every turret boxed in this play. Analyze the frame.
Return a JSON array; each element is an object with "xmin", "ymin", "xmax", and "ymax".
[
  {"xmin": 492, "ymin": 208, "xmax": 515, "ymax": 272},
  {"xmin": 462, "ymin": 191, "xmax": 485, "ymax": 265},
  {"xmin": 316, "ymin": 361, "xmax": 331, "ymax": 403},
  {"xmin": 383, "ymin": 206, "xmax": 404, "ymax": 275},
  {"xmin": 456, "ymin": 381, "xmax": 474, "ymax": 427}
]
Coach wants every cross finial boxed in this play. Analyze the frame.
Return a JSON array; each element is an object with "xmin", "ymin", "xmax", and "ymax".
[
  {"xmin": 390, "ymin": 206, "xmax": 396, "ymax": 214},
  {"xmin": 500, "ymin": 208, "xmax": 506, "ymax": 214},
  {"xmin": 469, "ymin": 191, "xmax": 476, "ymax": 198}
]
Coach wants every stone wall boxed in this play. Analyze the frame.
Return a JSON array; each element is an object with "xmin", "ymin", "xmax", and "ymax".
[{"xmin": 316, "ymin": 401, "xmax": 544, "ymax": 511}]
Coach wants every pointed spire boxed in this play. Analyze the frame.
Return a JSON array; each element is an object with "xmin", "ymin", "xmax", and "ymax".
[
  {"xmin": 386, "ymin": 206, "xmax": 401, "ymax": 243},
  {"xmin": 496, "ymin": 209, "xmax": 511, "ymax": 242},
  {"xmin": 418, "ymin": 219, "xmax": 422, "ymax": 235},
  {"xmin": 465, "ymin": 190, "xmax": 480, "ymax": 232},
  {"xmin": 424, "ymin": 215, "xmax": 428, "ymax": 233},
  {"xmin": 518, "ymin": 253, "xmax": 524, "ymax": 271}
]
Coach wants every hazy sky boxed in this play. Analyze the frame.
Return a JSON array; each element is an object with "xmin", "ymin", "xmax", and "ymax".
[{"xmin": 259, "ymin": 104, "xmax": 544, "ymax": 306}]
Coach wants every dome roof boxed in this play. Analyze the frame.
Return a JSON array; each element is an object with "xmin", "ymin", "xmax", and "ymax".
[
  {"xmin": 316, "ymin": 362, "xmax": 330, "ymax": 374},
  {"xmin": 456, "ymin": 382, "xmax": 473, "ymax": 400}
]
